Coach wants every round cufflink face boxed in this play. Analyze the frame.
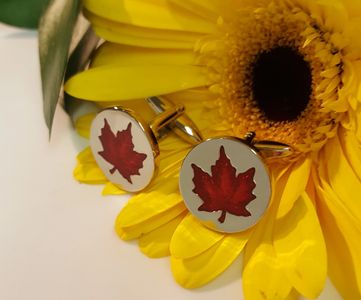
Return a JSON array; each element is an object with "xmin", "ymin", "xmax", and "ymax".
[
  {"xmin": 179, "ymin": 137, "xmax": 271, "ymax": 233},
  {"xmin": 90, "ymin": 108, "xmax": 158, "ymax": 192}
]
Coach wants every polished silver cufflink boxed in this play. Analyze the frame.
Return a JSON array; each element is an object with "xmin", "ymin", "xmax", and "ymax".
[
  {"xmin": 90, "ymin": 97, "xmax": 187, "ymax": 192},
  {"xmin": 147, "ymin": 101, "xmax": 292, "ymax": 233},
  {"xmin": 178, "ymin": 132, "xmax": 292, "ymax": 233}
]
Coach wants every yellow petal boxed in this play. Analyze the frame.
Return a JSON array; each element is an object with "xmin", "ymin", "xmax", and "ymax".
[
  {"xmin": 323, "ymin": 132, "xmax": 361, "ymax": 225},
  {"xmin": 139, "ymin": 212, "xmax": 186, "ymax": 258},
  {"xmin": 117, "ymin": 202, "xmax": 186, "ymax": 240},
  {"xmin": 274, "ymin": 193, "xmax": 327, "ymax": 299},
  {"xmin": 315, "ymin": 0, "xmax": 348, "ymax": 33},
  {"xmin": 83, "ymin": 0, "xmax": 217, "ymax": 33},
  {"xmin": 167, "ymin": 87, "xmax": 217, "ymax": 104},
  {"xmin": 341, "ymin": 0, "xmax": 361, "ymax": 16},
  {"xmin": 320, "ymin": 66, "xmax": 340, "ymax": 78},
  {"xmin": 344, "ymin": 18, "xmax": 361, "ymax": 54},
  {"xmin": 170, "ymin": 214, "xmax": 224, "ymax": 259},
  {"xmin": 65, "ymin": 65, "xmax": 209, "ymax": 101},
  {"xmin": 74, "ymin": 113, "xmax": 95, "ymax": 139},
  {"xmin": 286, "ymin": 289, "xmax": 301, "ymax": 300},
  {"xmin": 339, "ymin": 127, "xmax": 361, "ymax": 181},
  {"xmin": 243, "ymin": 169, "xmax": 294, "ymax": 300},
  {"xmin": 117, "ymin": 186, "xmax": 182, "ymax": 228},
  {"xmin": 102, "ymin": 182, "xmax": 126, "ymax": 195},
  {"xmin": 159, "ymin": 134, "xmax": 192, "ymax": 156},
  {"xmin": 85, "ymin": 10, "xmax": 203, "ymax": 49},
  {"xmin": 276, "ymin": 158, "xmax": 312, "ymax": 219},
  {"xmin": 243, "ymin": 246, "xmax": 294, "ymax": 300},
  {"xmin": 171, "ymin": 232, "xmax": 248, "ymax": 288},
  {"xmin": 92, "ymin": 25, "xmax": 197, "ymax": 49},
  {"xmin": 91, "ymin": 43, "xmax": 196, "ymax": 68},
  {"xmin": 315, "ymin": 172, "xmax": 361, "ymax": 299},
  {"xmin": 157, "ymin": 150, "xmax": 190, "ymax": 180},
  {"xmin": 168, "ymin": 0, "xmax": 221, "ymax": 20},
  {"xmin": 243, "ymin": 224, "xmax": 294, "ymax": 300},
  {"xmin": 74, "ymin": 147, "xmax": 107, "ymax": 184},
  {"xmin": 353, "ymin": 110, "xmax": 361, "ymax": 143}
]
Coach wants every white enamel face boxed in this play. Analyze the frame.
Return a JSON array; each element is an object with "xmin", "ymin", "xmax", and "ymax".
[
  {"xmin": 179, "ymin": 138, "xmax": 271, "ymax": 233},
  {"xmin": 90, "ymin": 109, "xmax": 156, "ymax": 192}
]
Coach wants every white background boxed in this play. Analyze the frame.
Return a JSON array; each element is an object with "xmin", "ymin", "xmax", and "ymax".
[{"xmin": 0, "ymin": 23, "xmax": 341, "ymax": 300}]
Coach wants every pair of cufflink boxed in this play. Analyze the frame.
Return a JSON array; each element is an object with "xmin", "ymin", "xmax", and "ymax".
[{"xmin": 90, "ymin": 97, "xmax": 292, "ymax": 233}]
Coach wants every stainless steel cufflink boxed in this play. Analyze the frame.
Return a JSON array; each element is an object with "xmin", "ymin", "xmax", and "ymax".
[
  {"xmin": 147, "ymin": 101, "xmax": 292, "ymax": 233},
  {"xmin": 179, "ymin": 132, "xmax": 292, "ymax": 233},
  {"xmin": 147, "ymin": 96, "xmax": 203, "ymax": 145},
  {"xmin": 90, "ymin": 97, "xmax": 186, "ymax": 192}
]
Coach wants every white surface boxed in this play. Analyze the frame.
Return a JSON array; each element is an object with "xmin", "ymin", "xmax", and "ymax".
[{"xmin": 0, "ymin": 23, "xmax": 342, "ymax": 300}]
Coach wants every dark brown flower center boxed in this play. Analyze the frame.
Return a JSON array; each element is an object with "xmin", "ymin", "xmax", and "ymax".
[{"xmin": 251, "ymin": 46, "xmax": 312, "ymax": 121}]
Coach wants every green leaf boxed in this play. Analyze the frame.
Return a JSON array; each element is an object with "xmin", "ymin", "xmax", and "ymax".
[
  {"xmin": 0, "ymin": 0, "xmax": 51, "ymax": 28},
  {"xmin": 63, "ymin": 27, "xmax": 100, "ymax": 120},
  {"xmin": 38, "ymin": 0, "xmax": 80, "ymax": 134}
]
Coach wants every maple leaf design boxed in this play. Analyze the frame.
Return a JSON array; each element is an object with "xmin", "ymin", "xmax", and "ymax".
[
  {"xmin": 191, "ymin": 146, "xmax": 256, "ymax": 223},
  {"xmin": 97, "ymin": 119, "xmax": 147, "ymax": 184}
]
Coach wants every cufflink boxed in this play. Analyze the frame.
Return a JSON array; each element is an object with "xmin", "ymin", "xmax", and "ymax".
[
  {"xmin": 179, "ymin": 133, "xmax": 292, "ymax": 233},
  {"xmin": 90, "ymin": 97, "xmax": 184, "ymax": 192}
]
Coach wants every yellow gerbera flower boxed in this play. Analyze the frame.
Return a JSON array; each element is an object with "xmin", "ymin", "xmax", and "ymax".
[{"xmin": 65, "ymin": 0, "xmax": 361, "ymax": 299}]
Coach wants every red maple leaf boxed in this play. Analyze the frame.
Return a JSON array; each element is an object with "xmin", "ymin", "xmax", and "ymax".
[
  {"xmin": 97, "ymin": 119, "xmax": 147, "ymax": 184},
  {"xmin": 191, "ymin": 146, "xmax": 256, "ymax": 223}
]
